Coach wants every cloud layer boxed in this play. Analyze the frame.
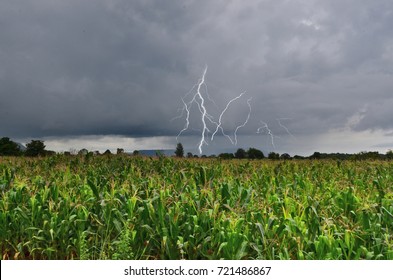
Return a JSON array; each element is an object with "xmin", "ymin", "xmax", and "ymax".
[{"xmin": 1, "ymin": 0, "xmax": 393, "ymax": 153}]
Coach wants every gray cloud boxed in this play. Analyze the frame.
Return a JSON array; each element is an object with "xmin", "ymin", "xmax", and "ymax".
[{"xmin": 1, "ymin": 0, "xmax": 393, "ymax": 153}]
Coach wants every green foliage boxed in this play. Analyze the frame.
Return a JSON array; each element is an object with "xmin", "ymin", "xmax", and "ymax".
[
  {"xmin": 103, "ymin": 149, "xmax": 112, "ymax": 155},
  {"xmin": 187, "ymin": 152, "xmax": 193, "ymax": 158},
  {"xmin": 353, "ymin": 151, "xmax": 382, "ymax": 160},
  {"xmin": 247, "ymin": 148, "xmax": 265, "ymax": 159},
  {"xmin": 280, "ymin": 153, "xmax": 291, "ymax": 160},
  {"xmin": 0, "ymin": 156, "xmax": 392, "ymax": 260},
  {"xmin": 219, "ymin": 153, "xmax": 234, "ymax": 159},
  {"xmin": 112, "ymin": 225, "xmax": 135, "ymax": 260},
  {"xmin": 268, "ymin": 152, "xmax": 280, "ymax": 160},
  {"xmin": 25, "ymin": 140, "xmax": 46, "ymax": 157},
  {"xmin": 175, "ymin": 143, "xmax": 184, "ymax": 158},
  {"xmin": 0, "ymin": 137, "xmax": 21, "ymax": 156},
  {"xmin": 235, "ymin": 148, "xmax": 247, "ymax": 159}
]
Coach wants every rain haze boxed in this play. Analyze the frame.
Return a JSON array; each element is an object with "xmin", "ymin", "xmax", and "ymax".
[{"xmin": 1, "ymin": 0, "xmax": 393, "ymax": 155}]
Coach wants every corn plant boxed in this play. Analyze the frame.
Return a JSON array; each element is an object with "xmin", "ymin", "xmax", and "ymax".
[{"xmin": 0, "ymin": 155, "xmax": 392, "ymax": 259}]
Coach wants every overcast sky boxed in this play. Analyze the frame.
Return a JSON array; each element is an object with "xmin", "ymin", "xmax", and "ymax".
[{"xmin": 1, "ymin": 0, "xmax": 393, "ymax": 155}]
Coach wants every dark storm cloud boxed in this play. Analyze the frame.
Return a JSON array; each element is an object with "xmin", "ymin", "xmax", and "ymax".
[
  {"xmin": 1, "ymin": 0, "xmax": 393, "ymax": 151},
  {"xmin": 0, "ymin": 0, "xmax": 192, "ymax": 138}
]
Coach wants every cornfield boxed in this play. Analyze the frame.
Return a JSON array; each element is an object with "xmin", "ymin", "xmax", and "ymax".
[{"xmin": 1, "ymin": 155, "xmax": 392, "ymax": 260}]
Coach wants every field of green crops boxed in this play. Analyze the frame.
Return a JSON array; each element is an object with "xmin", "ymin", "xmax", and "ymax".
[{"xmin": 1, "ymin": 155, "xmax": 392, "ymax": 260}]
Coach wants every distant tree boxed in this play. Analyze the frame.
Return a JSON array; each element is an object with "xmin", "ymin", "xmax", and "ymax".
[
  {"xmin": 293, "ymin": 155, "xmax": 305, "ymax": 160},
  {"xmin": 219, "ymin": 153, "xmax": 234, "ymax": 159},
  {"xmin": 247, "ymin": 148, "xmax": 265, "ymax": 159},
  {"xmin": 175, "ymin": 143, "xmax": 184, "ymax": 158},
  {"xmin": 310, "ymin": 152, "xmax": 322, "ymax": 159},
  {"xmin": 387, "ymin": 150, "xmax": 393, "ymax": 160},
  {"xmin": 280, "ymin": 153, "xmax": 291, "ymax": 160},
  {"xmin": 367, "ymin": 151, "xmax": 381, "ymax": 160},
  {"xmin": 132, "ymin": 150, "xmax": 140, "ymax": 156},
  {"xmin": 103, "ymin": 149, "xmax": 112, "ymax": 155},
  {"xmin": 117, "ymin": 148, "xmax": 124, "ymax": 155},
  {"xmin": 0, "ymin": 137, "xmax": 21, "ymax": 156},
  {"xmin": 187, "ymin": 152, "xmax": 193, "ymax": 158},
  {"xmin": 193, "ymin": 154, "xmax": 199, "ymax": 158},
  {"xmin": 25, "ymin": 140, "xmax": 46, "ymax": 157},
  {"xmin": 235, "ymin": 148, "xmax": 247, "ymax": 159},
  {"xmin": 353, "ymin": 151, "xmax": 381, "ymax": 160},
  {"xmin": 268, "ymin": 152, "xmax": 280, "ymax": 160}
]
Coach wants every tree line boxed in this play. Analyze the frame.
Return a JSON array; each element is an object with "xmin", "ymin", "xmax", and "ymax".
[
  {"xmin": 0, "ymin": 137, "xmax": 121, "ymax": 157},
  {"xmin": 0, "ymin": 137, "xmax": 54, "ymax": 157},
  {"xmin": 1, "ymin": 137, "xmax": 393, "ymax": 160},
  {"xmin": 175, "ymin": 142, "xmax": 393, "ymax": 160}
]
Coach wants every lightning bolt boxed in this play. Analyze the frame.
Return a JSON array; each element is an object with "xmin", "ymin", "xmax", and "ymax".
[
  {"xmin": 174, "ymin": 65, "xmax": 252, "ymax": 154},
  {"xmin": 233, "ymin": 97, "xmax": 252, "ymax": 145},
  {"xmin": 203, "ymin": 82, "xmax": 219, "ymax": 110},
  {"xmin": 211, "ymin": 91, "xmax": 246, "ymax": 144},
  {"xmin": 257, "ymin": 121, "xmax": 276, "ymax": 149},
  {"xmin": 173, "ymin": 66, "xmax": 211, "ymax": 154},
  {"xmin": 175, "ymin": 97, "xmax": 191, "ymax": 141},
  {"xmin": 277, "ymin": 118, "xmax": 295, "ymax": 139},
  {"xmin": 195, "ymin": 66, "xmax": 209, "ymax": 154}
]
